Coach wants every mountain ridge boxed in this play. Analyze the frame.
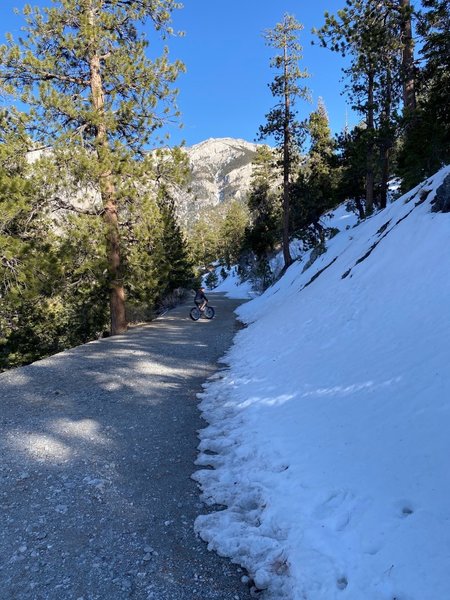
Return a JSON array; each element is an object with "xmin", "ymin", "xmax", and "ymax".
[{"xmin": 174, "ymin": 137, "xmax": 263, "ymax": 225}]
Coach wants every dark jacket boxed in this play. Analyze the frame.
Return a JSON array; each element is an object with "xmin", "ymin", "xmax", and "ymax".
[{"xmin": 194, "ymin": 290, "xmax": 207, "ymax": 303}]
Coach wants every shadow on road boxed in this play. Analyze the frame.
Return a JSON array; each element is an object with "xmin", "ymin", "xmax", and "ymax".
[{"xmin": 0, "ymin": 294, "xmax": 250, "ymax": 600}]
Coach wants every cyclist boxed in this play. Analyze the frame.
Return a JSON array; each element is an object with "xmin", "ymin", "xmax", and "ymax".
[{"xmin": 194, "ymin": 286, "xmax": 208, "ymax": 312}]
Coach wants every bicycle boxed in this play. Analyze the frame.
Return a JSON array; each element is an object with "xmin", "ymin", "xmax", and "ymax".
[{"xmin": 189, "ymin": 304, "xmax": 215, "ymax": 321}]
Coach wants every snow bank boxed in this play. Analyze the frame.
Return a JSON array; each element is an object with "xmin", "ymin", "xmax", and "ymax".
[
  {"xmin": 207, "ymin": 204, "xmax": 358, "ymax": 300},
  {"xmin": 205, "ymin": 266, "xmax": 254, "ymax": 299},
  {"xmin": 193, "ymin": 167, "xmax": 450, "ymax": 599},
  {"xmin": 268, "ymin": 204, "xmax": 359, "ymax": 279}
]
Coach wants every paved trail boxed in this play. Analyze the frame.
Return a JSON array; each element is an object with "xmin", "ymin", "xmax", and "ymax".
[{"xmin": 0, "ymin": 293, "xmax": 250, "ymax": 600}]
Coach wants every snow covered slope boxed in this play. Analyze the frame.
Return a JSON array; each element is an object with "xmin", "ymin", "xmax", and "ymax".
[
  {"xmin": 193, "ymin": 167, "xmax": 450, "ymax": 600},
  {"xmin": 203, "ymin": 265, "xmax": 255, "ymax": 299}
]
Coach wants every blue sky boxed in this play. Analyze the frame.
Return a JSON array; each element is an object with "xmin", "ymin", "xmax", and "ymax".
[{"xmin": 2, "ymin": 1, "xmax": 356, "ymax": 148}]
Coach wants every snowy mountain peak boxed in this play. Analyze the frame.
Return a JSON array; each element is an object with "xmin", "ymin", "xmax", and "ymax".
[
  {"xmin": 190, "ymin": 137, "xmax": 258, "ymax": 150},
  {"xmin": 174, "ymin": 137, "xmax": 263, "ymax": 224}
]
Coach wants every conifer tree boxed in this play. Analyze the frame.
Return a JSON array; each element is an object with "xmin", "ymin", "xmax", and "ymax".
[
  {"xmin": 334, "ymin": 124, "xmax": 368, "ymax": 219},
  {"xmin": 0, "ymin": 0, "xmax": 183, "ymax": 335},
  {"xmin": 157, "ymin": 189, "xmax": 194, "ymax": 297},
  {"xmin": 316, "ymin": 1, "xmax": 403, "ymax": 214},
  {"xmin": 188, "ymin": 210, "xmax": 224, "ymax": 270},
  {"xmin": 292, "ymin": 99, "xmax": 339, "ymax": 235},
  {"xmin": 245, "ymin": 145, "xmax": 281, "ymax": 259},
  {"xmin": 118, "ymin": 145, "xmax": 193, "ymax": 308},
  {"xmin": 308, "ymin": 99, "xmax": 334, "ymax": 160},
  {"xmin": 0, "ymin": 113, "xmax": 110, "ymax": 369},
  {"xmin": 149, "ymin": 146, "xmax": 194, "ymax": 296},
  {"xmin": 397, "ymin": 0, "xmax": 450, "ymax": 188},
  {"xmin": 259, "ymin": 13, "xmax": 310, "ymax": 269},
  {"xmin": 220, "ymin": 200, "xmax": 249, "ymax": 269},
  {"xmin": 0, "ymin": 118, "xmax": 48, "ymax": 356},
  {"xmin": 399, "ymin": 0, "xmax": 417, "ymax": 115}
]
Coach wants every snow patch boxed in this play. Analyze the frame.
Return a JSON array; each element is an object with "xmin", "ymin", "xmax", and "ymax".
[{"xmin": 206, "ymin": 266, "xmax": 253, "ymax": 299}]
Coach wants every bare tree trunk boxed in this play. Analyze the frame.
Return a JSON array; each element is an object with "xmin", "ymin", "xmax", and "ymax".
[
  {"xmin": 88, "ymin": 9, "xmax": 127, "ymax": 335},
  {"xmin": 380, "ymin": 69, "xmax": 393, "ymax": 210},
  {"xmin": 400, "ymin": 0, "xmax": 416, "ymax": 114},
  {"xmin": 380, "ymin": 144, "xmax": 390, "ymax": 209},
  {"xmin": 365, "ymin": 69, "xmax": 375, "ymax": 214},
  {"xmin": 282, "ymin": 40, "xmax": 293, "ymax": 269}
]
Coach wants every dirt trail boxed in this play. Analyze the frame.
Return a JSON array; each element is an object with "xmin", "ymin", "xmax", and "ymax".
[{"xmin": 0, "ymin": 293, "xmax": 250, "ymax": 600}]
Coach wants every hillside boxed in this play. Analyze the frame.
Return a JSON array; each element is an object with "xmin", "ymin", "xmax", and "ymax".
[
  {"xmin": 25, "ymin": 138, "xmax": 261, "ymax": 227},
  {"xmin": 174, "ymin": 138, "xmax": 261, "ymax": 224},
  {"xmin": 193, "ymin": 167, "xmax": 450, "ymax": 599}
]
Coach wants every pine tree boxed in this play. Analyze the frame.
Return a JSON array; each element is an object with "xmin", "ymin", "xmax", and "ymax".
[
  {"xmin": 188, "ymin": 210, "xmax": 224, "ymax": 270},
  {"xmin": 399, "ymin": 0, "xmax": 417, "ymax": 115},
  {"xmin": 0, "ymin": 0, "xmax": 184, "ymax": 335},
  {"xmin": 245, "ymin": 145, "xmax": 281, "ymax": 259},
  {"xmin": 335, "ymin": 124, "xmax": 368, "ymax": 219},
  {"xmin": 0, "ymin": 113, "xmax": 110, "ymax": 369},
  {"xmin": 316, "ymin": 1, "xmax": 403, "ymax": 214},
  {"xmin": 117, "ymin": 146, "xmax": 193, "ymax": 309},
  {"xmin": 259, "ymin": 13, "xmax": 310, "ymax": 269},
  {"xmin": 0, "ymin": 118, "xmax": 48, "ymax": 346},
  {"xmin": 397, "ymin": 0, "xmax": 450, "ymax": 188},
  {"xmin": 308, "ymin": 99, "xmax": 334, "ymax": 159},
  {"xmin": 157, "ymin": 189, "xmax": 194, "ymax": 297},
  {"xmin": 220, "ymin": 200, "xmax": 249, "ymax": 269},
  {"xmin": 291, "ymin": 99, "xmax": 339, "ymax": 235}
]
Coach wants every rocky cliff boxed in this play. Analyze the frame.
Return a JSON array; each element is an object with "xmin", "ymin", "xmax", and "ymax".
[{"xmin": 174, "ymin": 137, "xmax": 261, "ymax": 225}]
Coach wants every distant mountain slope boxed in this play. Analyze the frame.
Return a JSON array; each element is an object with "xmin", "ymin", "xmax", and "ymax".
[
  {"xmin": 174, "ymin": 137, "xmax": 262, "ymax": 224},
  {"xmin": 26, "ymin": 138, "xmax": 263, "ymax": 227},
  {"xmin": 194, "ymin": 166, "xmax": 450, "ymax": 600}
]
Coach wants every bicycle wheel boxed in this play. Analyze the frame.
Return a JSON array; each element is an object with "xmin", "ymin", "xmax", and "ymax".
[
  {"xmin": 204, "ymin": 306, "xmax": 215, "ymax": 319},
  {"xmin": 190, "ymin": 307, "xmax": 201, "ymax": 321}
]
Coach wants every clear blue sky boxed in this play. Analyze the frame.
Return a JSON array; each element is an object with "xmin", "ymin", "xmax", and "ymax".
[{"xmin": 2, "ymin": 1, "xmax": 355, "ymax": 148}]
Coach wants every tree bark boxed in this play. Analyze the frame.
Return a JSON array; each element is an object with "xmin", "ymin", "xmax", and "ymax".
[
  {"xmin": 88, "ymin": 9, "xmax": 127, "ymax": 335},
  {"xmin": 400, "ymin": 0, "xmax": 416, "ymax": 114},
  {"xmin": 379, "ymin": 69, "xmax": 393, "ymax": 210},
  {"xmin": 282, "ymin": 39, "xmax": 293, "ymax": 269},
  {"xmin": 365, "ymin": 69, "xmax": 375, "ymax": 214},
  {"xmin": 380, "ymin": 144, "xmax": 390, "ymax": 209}
]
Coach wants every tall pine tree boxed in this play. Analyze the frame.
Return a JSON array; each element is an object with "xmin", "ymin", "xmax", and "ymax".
[
  {"xmin": 0, "ymin": 0, "xmax": 184, "ymax": 334},
  {"xmin": 245, "ymin": 145, "xmax": 281, "ymax": 259},
  {"xmin": 316, "ymin": 0, "xmax": 404, "ymax": 213},
  {"xmin": 259, "ymin": 13, "xmax": 310, "ymax": 269},
  {"xmin": 292, "ymin": 99, "xmax": 339, "ymax": 235},
  {"xmin": 397, "ymin": 0, "xmax": 450, "ymax": 188}
]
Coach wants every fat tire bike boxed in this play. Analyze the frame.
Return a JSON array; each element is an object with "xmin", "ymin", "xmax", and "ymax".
[{"xmin": 190, "ymin": 305, "xmax": 215, "ymax": 321}]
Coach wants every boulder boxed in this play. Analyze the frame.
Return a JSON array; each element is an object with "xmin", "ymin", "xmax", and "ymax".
[{"xmin": 431, "ymin": 172, "xmax": 450, "ymax": 213}]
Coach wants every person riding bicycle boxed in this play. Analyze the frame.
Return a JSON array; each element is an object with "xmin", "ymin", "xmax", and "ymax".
[{"xmin": 194, "ymin": 287, "xmax": 208, "ymax": 312}]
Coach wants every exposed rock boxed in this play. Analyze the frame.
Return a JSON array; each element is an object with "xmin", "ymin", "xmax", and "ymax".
[
  {"xmin": 174, "ymin": 138, "xmax": 262, "ymax": 225},
  {"xmin": 431, "ymin": 173, "xmax": 450, "ymax": 213},
  {"xmin": 302, "ymin": 242, "xmax": 327, "ymax": 273}
]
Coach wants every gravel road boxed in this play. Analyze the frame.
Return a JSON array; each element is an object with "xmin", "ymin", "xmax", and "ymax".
[{"xmin": 0, "ymin": 293, "xmax": 250, "ymax": 600}]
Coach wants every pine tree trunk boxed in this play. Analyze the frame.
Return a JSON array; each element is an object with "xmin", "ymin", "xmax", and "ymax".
[
  {"xmin": 365, "ymin": 70, "xmax": 375, "ymax": 214},
  {"xmin": 282, "ymin": 40, "xmax": 293, "ymax": 269},
  {"xmin": 88, "ymin": 11, "xmax": 127, "ymax": 335},
  {"xmin": 380, "ymin": 148, "xmax": 390, "ymax": 209},
  {"xmin": 400, "ymin": 0, "xmax": 416, "ymax": 114},
  {"xmin": 380, "ymin": 69, "xmax": 393, "ymax": 210}
]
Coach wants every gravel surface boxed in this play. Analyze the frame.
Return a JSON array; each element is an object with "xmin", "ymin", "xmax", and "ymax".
[{"xmin": 0, "ymin": 293, "xmax": 251, "ymax": 600}]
